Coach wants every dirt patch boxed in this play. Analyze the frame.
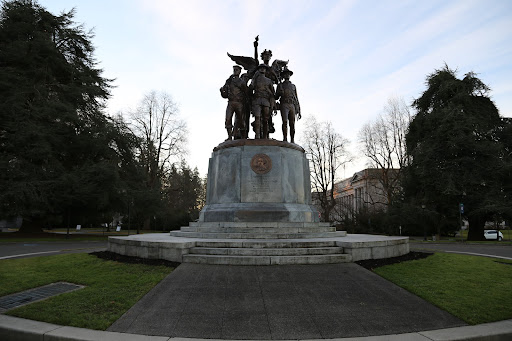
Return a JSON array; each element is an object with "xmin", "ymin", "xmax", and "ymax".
[
  {"xmin": 90, "ymin": 250, "xmax": 181, "ymax": 268},
  {"xmin": 494, "ymin": 261, "xmax": 512, "ymax": 266},
  {"xmin": 356, "ymin": 251, "xmax": 433, "ymax": 270}
]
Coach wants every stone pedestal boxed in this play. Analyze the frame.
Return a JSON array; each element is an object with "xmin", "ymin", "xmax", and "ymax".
[
  {"xmin": 107, "ymin": 139, "xmax": 409, "ymax": 265},
  {"xmin": 154, "ymin": 138, "xmax": 349, "ymax": 265},
  {"xmin": 199, "ymin": 139, "xmax": 319, "ymax": 223}
]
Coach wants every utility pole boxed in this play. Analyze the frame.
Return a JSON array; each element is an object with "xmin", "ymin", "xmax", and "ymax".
[
  {"xmin": 459, "ymin": 203, "xmax": 464, "ymax": 242},
  {"xmin": 422, "ymin": 205, "xmax": 426, "ymax": 241}
]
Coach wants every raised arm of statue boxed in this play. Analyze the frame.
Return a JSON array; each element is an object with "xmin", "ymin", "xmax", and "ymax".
[{"xmin": 253, "ymin": 35, "xmax": 259, "ymax": 61}]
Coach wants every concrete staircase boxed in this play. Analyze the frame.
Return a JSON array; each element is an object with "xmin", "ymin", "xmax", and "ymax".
[
  {"xmin": 169, "ymin": 222, "xmax": 346, "ymax": 239},
  {"xmin": 183, "ymin": 240, "xmax": 351, "ymax": 265},
  {"xmin": 170, "ymin": 222, "xmax": 351, "ymax": 265}
]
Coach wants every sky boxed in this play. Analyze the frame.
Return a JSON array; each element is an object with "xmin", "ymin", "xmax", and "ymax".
[{"xmin": 41, "ymin": 0, "xmax": 512, "ymax": 179}]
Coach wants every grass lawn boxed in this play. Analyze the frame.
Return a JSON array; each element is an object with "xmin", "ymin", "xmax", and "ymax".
[
  {"xmin": 0, "ymin": 253, "xmax": 173, "ymax": 330},
  {"xmin": 374, "ymin": 253, "xmax": 512, "ymax": 325}
]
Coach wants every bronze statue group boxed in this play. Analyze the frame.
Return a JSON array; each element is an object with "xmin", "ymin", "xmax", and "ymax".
[{"xmin": 220, "ymin": 37, "xmax": 301, "ymax": 143}]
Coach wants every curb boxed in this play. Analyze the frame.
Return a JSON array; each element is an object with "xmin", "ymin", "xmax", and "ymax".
[{"xmin": 1, "ymin": 315, "xmax": 512, "ymax": 341}]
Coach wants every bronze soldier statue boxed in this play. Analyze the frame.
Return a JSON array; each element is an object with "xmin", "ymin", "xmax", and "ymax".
[
  {"xmin": 249, "ymin": 64, "xmax": 275, "ymax": 139},
  {"xmin": 220, "ymin": 65, "xmax": 247, "ymax": 140},
  {"xmin": 226, "ymin": 36, "xmax": 295, "ymax": 140},
  {"xmin": 276, "ymin": 67, "xmax": 301, "ymax": 143}
]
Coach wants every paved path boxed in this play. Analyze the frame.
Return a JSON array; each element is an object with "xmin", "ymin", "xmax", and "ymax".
[
  {"xmin": 108, "ymin": 263, "xmax": 465, "ymax": 339},
  {"xmin": 0, "ymin": 241, "xmax": 107, "ymax": 260},
  {"xmin": 411, "ymin": 242, "xmax": 512, "ymax": 259}
]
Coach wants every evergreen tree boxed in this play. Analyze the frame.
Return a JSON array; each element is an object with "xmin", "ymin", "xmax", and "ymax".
[
  {"xmin": 405, "ymin": 65, "xmax": 506, "ymax": 240},
  {"xmin": 0, "ymin": 0, "xmax": 117, "ymax": 231},
  {"xmin": 496, "ymin": 117, "xmax": 512, "ymax": 224},
  {"xmin": 162, "ymin": 161, "xmax": 204, "ymax": 230}
]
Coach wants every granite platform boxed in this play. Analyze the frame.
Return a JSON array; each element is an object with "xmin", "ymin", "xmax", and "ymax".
[{"xmin": 107, "ymin": 233, "xmax": 409, "ymax": 265}]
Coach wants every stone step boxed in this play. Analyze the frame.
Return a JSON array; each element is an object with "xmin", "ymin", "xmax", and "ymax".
[
  {"xmin": 195, "ymin": 240, "xmax": 338, "ymax": 248},
  {"xmin": 182, "ymin": 253, "xmax": 352, "ymax": 265},
  {"xmin": 188, "ymin": 222, "xmax": 332, "ymax": 228},
  {"xmin": 179, "ymin": 226, "xmax": 336, "ymax": 233},
  {"xmin": 188, "ymin": 246, "xmax": 344, "ymax": 256},
  {"xmin": 168, "ymin": 231, "xmax": 346, "ymax": 239}
]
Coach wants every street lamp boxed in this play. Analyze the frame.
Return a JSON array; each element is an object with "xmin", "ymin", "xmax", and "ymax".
[{"xmin": 421, "ymin": 204, "xmax": 426, "ymax": 241}]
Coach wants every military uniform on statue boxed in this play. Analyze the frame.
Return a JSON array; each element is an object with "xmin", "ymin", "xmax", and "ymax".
[
  {"xmin": 221, "ymin": 65, "xmax": 247, "ymax": 140},
  {"xmin": 276, "ymin": 67, "xmax": 301, "ymax": 143}
]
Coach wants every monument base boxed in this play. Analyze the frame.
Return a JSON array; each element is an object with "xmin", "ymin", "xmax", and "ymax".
[
  {"xmin": 107, "ymin": 233, "xmax": 410, "ymax": 265},
  {"xmin": 108, "ymin": 140, "xmax": 409, "ymax": 265},
  {"xmin": 201, "ymin": 139, "xmax": 319, "ymax": 223}
]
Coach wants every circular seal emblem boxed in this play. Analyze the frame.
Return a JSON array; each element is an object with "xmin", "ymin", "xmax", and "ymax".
[{"xmin": 250, "ymin": 153, "xmax": 272, "ymax": 174}]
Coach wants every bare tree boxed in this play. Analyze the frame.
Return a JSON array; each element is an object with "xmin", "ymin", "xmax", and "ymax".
[
  {"xmin": 128, "ymin": 91, "xmax": 188, "ymax": 229},
  {"xmin": 302, "ymin": 116, "xmax": 351, "ymax": 222},
  {"xmin": 358, "ymin": 96, "xmax": 411, "ymax": 206}
]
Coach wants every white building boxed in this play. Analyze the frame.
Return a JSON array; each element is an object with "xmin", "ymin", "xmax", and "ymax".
[{"xmin": 332, "ymin": 168, "xmax": 399, "ymax": 220}]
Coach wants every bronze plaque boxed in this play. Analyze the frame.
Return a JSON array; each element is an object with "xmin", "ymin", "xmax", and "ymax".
[{"xmin": 250, "ymin": 153, "xmax": 272, "ymax": 174}]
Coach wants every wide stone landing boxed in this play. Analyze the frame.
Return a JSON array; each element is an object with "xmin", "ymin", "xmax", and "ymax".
[{"xmin": 108, "ymin": 228, "xmax": 409, "ymax": 265}]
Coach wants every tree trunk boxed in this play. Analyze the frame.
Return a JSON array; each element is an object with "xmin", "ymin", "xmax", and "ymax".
[
  {"xmin": 321, "ymin": 208, "xmax": 330, "ymax": 223},
  {"xmin": 320, "ymin": 195, "xmax": 335, "ymax": 223},
  {"xmin": 143, "ymin": 217, "xmax": 151, "ymax": 230},
  {"xmin": 467, "ymin": 215, "xmax": 485, "ymax": 241}
]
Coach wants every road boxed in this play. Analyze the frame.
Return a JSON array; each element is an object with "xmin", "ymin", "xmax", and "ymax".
[
  {"xmin": 410, "ymin": 242, "xmax": 512, "ymax": 260},
  {"xmin": 0, "ymin": 241, "xmax": 107, "ymax": 260}
]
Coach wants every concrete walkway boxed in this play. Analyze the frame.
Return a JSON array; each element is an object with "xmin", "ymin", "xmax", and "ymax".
[
  {"xmin": 108, "ymin": 263, "xmax": 464, "ymax": 339},
  {"xmin": 2, "ymin": 262, "xmax": 512, "ymax": 340}
]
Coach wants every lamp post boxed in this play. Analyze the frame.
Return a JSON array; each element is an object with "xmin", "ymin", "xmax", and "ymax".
[
  {"xmin": 459, "ymin": 203, "xmax": 464, "ymax": 243},
  {"xmin": 127, "ymin": 198, "xmax": 132, "ymax": 236},
  {"xmin": 422, "ymin": 204, "xmax": 426, "ymax": 241}
]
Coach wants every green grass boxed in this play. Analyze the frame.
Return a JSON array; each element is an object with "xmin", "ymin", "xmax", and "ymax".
[
  {"xmin": 0, "ymin": 253, "xmax": 173, "ymax": 330},
  {"xmin": 374, "ymin": 253, "xmax": 512, "ymax": 324}
]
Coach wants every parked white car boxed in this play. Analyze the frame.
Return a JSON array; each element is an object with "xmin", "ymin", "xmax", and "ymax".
[{"xmin": 484, "ymin": 230, "xmax": 503, "ymax": 241}]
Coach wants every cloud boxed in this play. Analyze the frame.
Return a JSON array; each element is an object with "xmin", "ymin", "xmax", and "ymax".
[{"xmin": 40, "ymin": 0, "xmax": 512, "ymax": 176}]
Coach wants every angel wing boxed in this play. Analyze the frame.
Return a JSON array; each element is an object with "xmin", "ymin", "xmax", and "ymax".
[{"xmin": 227, "ymin": 52, "xmax": 259, "ymax": 72}]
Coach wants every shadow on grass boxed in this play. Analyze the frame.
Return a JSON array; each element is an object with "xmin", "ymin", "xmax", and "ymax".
[
  {"xmin": 90, "ymin": 251, "xmax": 181, "ymax": 268},
  {"xmin": 356, "ymin": 251, "xmax": 433, "ymax": 270}
]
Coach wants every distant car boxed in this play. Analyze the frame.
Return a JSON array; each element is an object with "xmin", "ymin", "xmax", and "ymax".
[{"xmin": 484, "ymin": 230, "xmax": 503, "ymax": 241}]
